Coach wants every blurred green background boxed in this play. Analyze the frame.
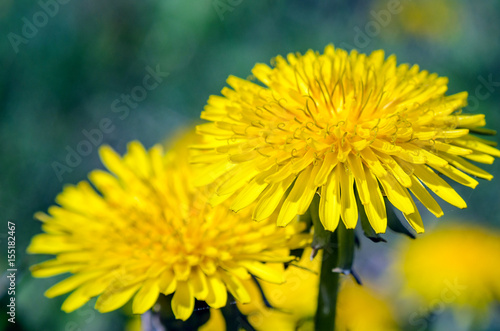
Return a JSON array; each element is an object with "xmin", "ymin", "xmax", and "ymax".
[{"xmin": 1, "ymin": 0, "xmax": 500, "ymax": 330}]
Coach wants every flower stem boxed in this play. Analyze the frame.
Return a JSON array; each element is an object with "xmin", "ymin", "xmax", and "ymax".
[{"xmin": 314, "ymin": 229, "xmax": 339, "ymax": 331}]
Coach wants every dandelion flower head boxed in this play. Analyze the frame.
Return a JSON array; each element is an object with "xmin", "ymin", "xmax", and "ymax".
[
  {"xmin": 195, "ymin": 45, "xmax": 499, "ymax": 234},
  {"xmin": 28, "ymin": 136, "xmax": 310, "ymax": 321}
]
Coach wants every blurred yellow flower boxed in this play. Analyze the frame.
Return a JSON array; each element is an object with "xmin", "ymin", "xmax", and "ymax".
[
  {"xmin": 237, "ymin": 248, "xmax": 319, "ymax": 330},
  {"xmin": 395, "ymin": 224, "xmax": 500, "ymax": 309},
  {"xmin": 195, "ymin": 45, "xmax": 499, "ymax": 235},
  {"xmin": 28, "ymin": 138, "xmax": 310, "ymax": 321},
  {"xmin": 198, "ymin": 308, "xmax": 226, "ymax": 331},
  {"xmin": 396, "ymin": 0, "xmax": 462, "ymax": 42},
  {"xmin": 232, "ymin": 249, "xmax": 399, "ymax": 331},
  {"xmin": 336, "ymin": 278, "xmax": 400, "ymax": 331}
]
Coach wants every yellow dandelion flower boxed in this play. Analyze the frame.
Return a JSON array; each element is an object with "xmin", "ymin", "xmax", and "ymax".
[
  {"xmin": 396, "ymin": 0, "xmax": 462, "ymax": 42},
  {"xmin": 335, "ymin": 279, "xmax": 400, "ymax": 331},
  {"xmin": 394, "ymin": 224, "xmax": 500, "ymax": 310},
  {"xmin": 198, "ymin": 308, "xmax": 226, "ymax": 331},
  {"xmin": 231, "ymin": 249, "xmax": 399, "ymax": 331},
  {"xmin": 27, "ymin": 138, "xmax": 310, "ymax": 321},
  {"xmin": 237, "ymin": 248, "xmax": 319, "ymax": 330},
  {"xmin": 195, "ymin": 44, "xmax": 499, "ymax": 234}
]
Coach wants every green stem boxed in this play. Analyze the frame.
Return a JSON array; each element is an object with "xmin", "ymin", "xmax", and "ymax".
[{"xmin": 314, "ymin": 229, "xmax": 339, "ymax": 331}]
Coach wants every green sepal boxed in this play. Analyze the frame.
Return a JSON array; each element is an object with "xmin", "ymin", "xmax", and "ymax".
[
  {"xmin": 310, "ymin": 193, "xmax": 332, "ymax": 259},
  {"xmin": 356, "ymin": 194, "xmax": 386, "ymax": 243},
  {"xmin": 385, "ymin": 197, "xmax": 416, "ymax": 239},
  {"xmin": 336, "ymin": 222, "xmax": 355, "ymax": 271},
  {"xmin": 467, "ymin": 127, "xmax": 497, "ymax": 136}
]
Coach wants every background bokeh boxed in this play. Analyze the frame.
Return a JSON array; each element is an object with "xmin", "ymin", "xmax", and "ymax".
[{"xmin": 1, "ymin": 0, "xmax": 499, "ymax": 330}]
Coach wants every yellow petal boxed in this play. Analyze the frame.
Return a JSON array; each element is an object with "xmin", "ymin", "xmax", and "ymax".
[
  {"xmin": 455, "ymin": 114, "xmax": 485, "ymax": 127},
  {"xmin": 290, "ymin": 148, "xmax": 315, "ymax": 173},
  {"xmin": 277, "ymin": 166, "xmax": 317, "ymax": 227},
  {"xmin": 219, "ymin": 261, "xmax": 251, "ymax": 280},
  {"xmin": 124, "ymin": 141, "xmax": 150, "ymax": 178},
  {"xmin": 348, "ymin": 154, "xmax": 369, "ymax": 203},
  {"xmin": 360, "ymin": 147, "xmax": 387, "ymax": 177},
  {"xmin": 238, "ymin": 261, "xmax": 284, "ymax": 284},
  {"xmin": 98, "ymin": 145, "xmax": 131, "ymax": 179},
  {"xmin": 420, "ymin": 149, "xmax": 448, "ymax": 168},
  {"xmin": 190, "ymin": 267, "xmax": 209, "ymax": 300},
  {"xmin": 251, "ymin": 63, "xmax": 273, "ymax": 85},
  {"xmin": 298, "ymin": 165, "xmax": 321, "ymax": 214},
  {"xmin": 253, "ymin": 175, "xmax": 295, "ymax": 221},
  {"xmin": 378, "ymin": 173, "xmax": 415, "ymax": 215},
  {"xmin": 363, "ymin": 166, "xmax": 387, "ymax": 233},
  {"xmin": 454, "ymin": 137, "xmax": 500, "ymax": 157},
  {"xmin": 434, "ymin": 129, "xmax": 469, "ymax": 139},
  {"xmin": 395, "ymin": 143, "xmax": 427, "ymax": 164},
  {"xmin": 30, "ymin": 259, "xmax": 81, "ymax": 278},
  {"xmin": 196, "ymin": 123, "xmax": 232, "ymax": 136},
  {"xmin": 219, "ymin": 272, "xmax": 251, "ymax": 303},
  {"xmin": 231, "ymin": 179, "xmax": 269, "ymax": 212},
  {"xmin": 464, "ymin": 152, "xmax": 495, "ymax": 164},
  {"xmin": 205, "ymin": 276, "xmax": 227, "ymax": 309},
  {"xmin": 265, "ymin": 162, "xmax": 293, "ymax": 183},
  {"xmin": 375, "ymin": 152, "xmax": 411, "ymax": 188},
  {"xmin": 81, "ymin": 273, "xmax": 115, "ymax": 297},
  {"xmin": 95, "ymin": 283, "xmax": 141, "ymax": 313},
  {"xmin": 173, "ymin": 262, "xmax": 191, "ymax": 281},
  {"xmin": 413, "ymin": 164, "xmax": 466, "ymax": 209},
  {"xmin": 408, "ymin": 176, "xmax": 443, "ymax": 218},
  {"xmin": 195, "ymin": 160, "xmax": 235, "ymax": 187},
  {"xmin": 148, "ymin": 145, "xmax": 165, "ymax": 177},
  {"xmin": 217, "ymin": 166, "xmax": 259, "ymax": 196},
  {"xmin": 314, "ymin": 152, "xmax": 338, "ymax": 186},
  {"xmin": 442, "ymin": 154, "xmax": 493, "ymax": 180},
  {"xmin": 61, "ymin": 286, "xmax": 92, "ymax": 313},
  {"xmin": 132, "ymin": 279, "xmax": 160, "ymax": 314},
  {"xmin": 434, "ymin": 164, "xmax": 478, "ymax": 189},
  {"xmin": 171, "ymin": 281, "xmax": 194, "ymax": 321},
  {"xmin": 158, "ymin": 270, "xmax": 177, "ymax": 295},
  {"xmin": 339, "ymin": 164, "xmax": 358, "ymax": 229},
  {"xmin": 319, "ymin": 167, "xmax": 341, "ymax": 231},
  {"xmin": 88, "ymin": 169, "xmax": 121, "ymax": 194},
  {"xmin": 402, "ymin": 197, "xmax": 425, "ymax": 234},
  {"xmin": 424, "ymin": 141, "xmax": 472, "ymax": 155},
  {"xmin": 28, "ymin": 234, "xmax": 80, "ymax": 254},
  {"xmin": 145, "ymin": 262, "xmax": 167, "ymax": 278},
  {"xmin": 45, "ymin": 272, "xmax": 100, "ymax": 298}
]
